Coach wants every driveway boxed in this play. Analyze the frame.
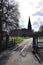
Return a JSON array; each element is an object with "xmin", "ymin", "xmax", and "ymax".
[{"xmin": 0, "ymin": 38, "xmax": 43, "ymax": 65}]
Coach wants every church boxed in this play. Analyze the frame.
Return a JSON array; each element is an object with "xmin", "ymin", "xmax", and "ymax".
[
  {"xmin": 28, "ymin": 17, "xmax": 32, "ymax": 31},
  {"xmin": 10, "ymin": 17, "xmax": 33, "ymax": 36}
]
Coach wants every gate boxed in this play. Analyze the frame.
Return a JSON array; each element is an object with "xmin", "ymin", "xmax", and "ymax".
[
  {"xmin": 32, "ymin": 33, "xmax": 43, "ymax": 63},
  {"xmin": 37, "ymin": 38, "xmax": 43, "ymax": 55},
  {"xmin": 32, "ymin": 32, "xmax": 43, "ymax": 53}
]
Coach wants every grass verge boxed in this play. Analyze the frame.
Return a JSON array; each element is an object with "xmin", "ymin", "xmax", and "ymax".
[{"xmin": 3, "ymin": 36, "xmax": 31, "ymax": 44}]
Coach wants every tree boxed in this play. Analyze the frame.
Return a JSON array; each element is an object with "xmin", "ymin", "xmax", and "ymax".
[
  {"xmin": 0, "ymin": 0, "xmax": 5, "ymax": 43},
  {"xmin": 5, "ymin": 0, "xmax": 20, "ymax": 30},
  {"xmin": 0, "ymin": 0, "xmax": 20, "ymax": 44},
  {"xmin": 39, "ymin": 25, "xmax": 43, "ymax": 32},
  {"xmin": 3, "ymin": 0, "xmax": 20, "ymax": 31}
]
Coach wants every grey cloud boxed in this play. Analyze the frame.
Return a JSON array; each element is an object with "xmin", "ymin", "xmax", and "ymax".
[
  {"xmin": 32, "ymin": 0, "xmax": 43, "ymax": 16},
  {"xmin": 33, "ymin": 21, "xmax": 38, "ymax": 26},
  {"xmin": 39, "ymin": 0, "xmax": 43, "ymax": 6},
  {"xmin": 33, "ymin": 21, "xmax": 43, "ymax": 28},
  {"xmin": 30, "ymin": 2, "xmax": 34, "ymax": 5}
]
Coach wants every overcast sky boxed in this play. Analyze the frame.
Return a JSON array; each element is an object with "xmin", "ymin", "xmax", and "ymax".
[
  {"xmin": 15, "ymin": 0, "xmax": 43, "ymax": 31},
  {"xmin": 16, "ymin": 0, "xmax": 43, "ymax": 31}
]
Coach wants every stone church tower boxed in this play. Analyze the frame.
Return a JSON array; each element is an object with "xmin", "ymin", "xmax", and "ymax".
[{"xmin": 28, "ymin": 17, "xmax": 32, "ymax": 31}]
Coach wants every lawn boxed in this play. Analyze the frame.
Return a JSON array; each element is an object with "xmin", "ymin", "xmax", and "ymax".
[
  {"xmin": 22, "ymin": 36, "xmax": 31, "ymax": 39},
  {"xmin": 3, "ymin": 36, "xmax": 23, "ymax": 43},
  {"xmin": 0, "ymin": 36, "xmax": 31, "ymax": 50},
  {"xmin": 3, "ymin": 36, "xmax": 31, "ymax": 44}
]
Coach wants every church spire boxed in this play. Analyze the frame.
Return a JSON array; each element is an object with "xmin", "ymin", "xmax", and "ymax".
[{"xmin": 28, "ymin": 17, "xmax": 32, "ymax": 31}]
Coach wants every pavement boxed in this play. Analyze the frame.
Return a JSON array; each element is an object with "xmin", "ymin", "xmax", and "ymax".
[{"xmin": 0, "ymin": 38, "xmax": 43, "ymax": 65}]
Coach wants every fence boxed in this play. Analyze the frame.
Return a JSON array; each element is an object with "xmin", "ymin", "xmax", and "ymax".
[{"xmin": 32, "ymin": 33, "xmax": 43, "ymax": 54}]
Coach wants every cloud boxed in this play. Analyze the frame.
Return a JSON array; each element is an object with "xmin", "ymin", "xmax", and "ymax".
[
  {"xmin": 33, "ymin": 8, "xmax": 43, "ymax": 16},
  {"xmin": 19, "ymin": 19, "xmax": 25, "ymax": 28},
  {"xmin": 17, "ymin": 0, "xmax": 43, "ymax": 31},
  {"xmin": 39, "ymin": 0, "xmax": 43, "ymax": 6},
  {"xmin": 32, "ymin": 19, "xmax": 43, "ymax": 31},
  {"xmin": 33, "ymin": 11, "xmax": 43, "ymax": 16}
]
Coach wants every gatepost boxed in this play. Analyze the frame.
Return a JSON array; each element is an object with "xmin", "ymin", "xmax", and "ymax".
[
  {"xmin": 32, "ymin": 33, "xmax": 38, "ymax": 54},
  {"xmin": 6, "ymin": 32, "xmax": 9, "ymax": 48}
]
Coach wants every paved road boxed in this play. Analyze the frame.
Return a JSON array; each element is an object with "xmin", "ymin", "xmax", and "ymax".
[{"xmin": 0, "ymin": 38, "xmax": 43, "ymax": 65}]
